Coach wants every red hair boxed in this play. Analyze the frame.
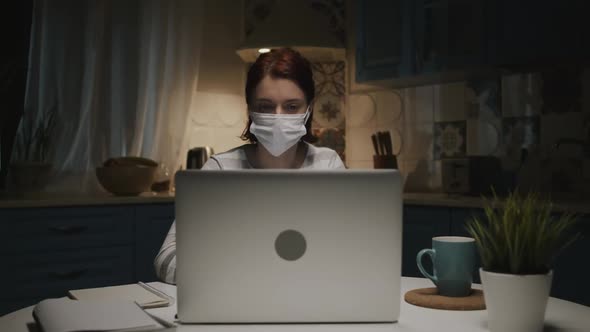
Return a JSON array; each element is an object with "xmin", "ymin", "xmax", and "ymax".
[{"xmin": 241, "ymin": 48, "xmax": 317, "ymax": 143}]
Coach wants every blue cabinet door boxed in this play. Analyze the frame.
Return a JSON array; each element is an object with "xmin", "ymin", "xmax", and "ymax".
[
  {"xmin": 0, "ymin": 205, "xmax": 136, "ymax": 315},
  {"xmin": 488, "ymin": 0, "xmax": 585, "ymax": 66},
  {"xmin": 402, "ymin": 205, "xmax": 451, "ymax": 277},
  {"xmin": 550, "ymin": 214, "xmax": 590, "ymax": 306},
  {"xmin": 415, "ymin": 0, "xmax": 488, "ymax": 73},
  {"xmin": 355, "ymin": 0, "xmax": 414, "ymax": 82},
  {"xmin": 135, "ymin": 203, "xmax": 175, "ymax": 282}
]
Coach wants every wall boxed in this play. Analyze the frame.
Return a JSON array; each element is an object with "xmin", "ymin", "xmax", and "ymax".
[
  {"xmin": 182, "ymin": 0, "xmax": 249, "ymax": 159},
  {"xmin": 344, "ymin": 0, "xmax": 590, "ymax": 197}
]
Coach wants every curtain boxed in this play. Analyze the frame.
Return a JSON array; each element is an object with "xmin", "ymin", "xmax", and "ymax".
[{"xmin": 15, "ymin": 0, "xmax": 203, "ymax": 193}]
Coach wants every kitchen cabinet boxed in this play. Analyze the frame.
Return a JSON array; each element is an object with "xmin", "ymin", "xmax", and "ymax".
[
  {"xmin": 406, "ymin": 205, "xmax": 590, "ymax": 306},
  {"xmin": 135, "ymin": 204, "xmax": 175, "ymax": 282},
  {"xmin": 488, "ymin": 0, "xmax": 586, "ymax": 67},
  {"xmin": 414, "ymin": 0, "xmax": 488, "ymax": 73},
  {"xmin": 450, "ymin": 208, "xmax": 485, "ymax": 283},
  {"xmin": 355, "ymin": 0, "xmax": 414, "ymax": 82},
  {"xmin": 550, "ymin": 214, "xmax": 590, "ymax": 307},
  {"xmin": 356, "ymin": 0, "xmax": 587, "ymax": 85},
  {"xmin": 0, "ymin": 202, "xmax": 175, "ymax": 316},
  {"xmin": 402, "ymin": 205, "xmax": 451, "ymax": 277},
  {"xmin": 356, "ymin": 0, "xmax": 489, "ymax": 84}
]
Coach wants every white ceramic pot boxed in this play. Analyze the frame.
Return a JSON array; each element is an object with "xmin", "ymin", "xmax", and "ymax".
[{"xmin": 480, "ymin": 268, "xmax": 553, "ymax": 332}]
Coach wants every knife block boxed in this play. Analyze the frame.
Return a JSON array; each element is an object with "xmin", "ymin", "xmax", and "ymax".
[{"xmin": 373, "ymin": 155, "xmax": 398, "ymax": 169}]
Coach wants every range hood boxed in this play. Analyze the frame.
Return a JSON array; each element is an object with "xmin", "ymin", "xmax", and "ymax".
[{"xmin": 237, "ymin": 0, "xmax": 345, "ymax": 63}]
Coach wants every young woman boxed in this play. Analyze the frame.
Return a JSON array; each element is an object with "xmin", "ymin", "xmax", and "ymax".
[{"xmin": 154, "ymin": 48, "xmax": 345, "ymax": 283}]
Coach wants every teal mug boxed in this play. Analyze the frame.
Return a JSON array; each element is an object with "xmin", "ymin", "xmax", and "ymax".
[{"xmin": 416, "ymin": 236, "xmax": 476, "ymax": 297}]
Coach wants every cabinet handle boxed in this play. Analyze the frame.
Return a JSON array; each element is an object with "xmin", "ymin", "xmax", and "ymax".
[
  {"xmin": 48, "ymin": 268, "xmax": 88, "ymax": 280},
  {"xmin": 48, "ymin": 225, "xmax": 88, "ymax": 235}
]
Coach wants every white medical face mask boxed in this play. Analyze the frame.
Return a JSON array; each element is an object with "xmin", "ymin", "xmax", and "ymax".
[{"xmin": 249, "ymin": 108, "xmax": 311, "ymax": 157}]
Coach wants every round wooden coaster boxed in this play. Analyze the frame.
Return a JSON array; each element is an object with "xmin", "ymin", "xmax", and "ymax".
[{"xmin": 404, "ymin": 287, "xmax": 486, "ymax": 310}]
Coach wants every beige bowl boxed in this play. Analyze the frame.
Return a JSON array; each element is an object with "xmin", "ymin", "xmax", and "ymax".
[{"xmin": 96, "ymin": 165, "xmax": 157, "ymax": 196}]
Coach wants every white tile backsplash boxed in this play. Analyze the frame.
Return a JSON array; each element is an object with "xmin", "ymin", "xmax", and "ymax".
[
  {"xmin": 374, "ymin": 90, "xmax": 403, "ymax": 125},
  {"xmin": 346, "ymin": 127, "xmax": 376, "ymax": 161},
  {"xmin": 501, "ymin": 73, "xmax": 542, "ymax": 117},
  {"xmin": 404, "ymin": 86, "xmax": 434, "ymax": 123},
  {"xmin": 212, "ymin": 127, "xmax": 247, "ymax": 153},
  {"xmin": 400, "ymin": 123, "xmax": 434, "ymax": 160},
  {"xmin": 347, "ymin": 93, "xmax": 377, "ymax": 128},
  {"xmin": 401, "ymin": 159, "xmax": 441, "ymax": 192},
  {"xmin": 345, "ymin": 160, "xmax": 374, "ymax": 169},
  {"xmin": 344, "ymin": 66, "xmax": 590, "ymax": 195},
  {"xmin": 189, "ymin": 126, "xmax": 216, "ymax": 149},
  {"xmin": 434, "ymin": 82, "xmax": 466, "ymax": 122}
]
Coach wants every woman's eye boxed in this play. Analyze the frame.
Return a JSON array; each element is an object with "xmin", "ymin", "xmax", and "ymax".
[
  {"xmin": 286, "ymin": 104, "xmax": 300, "ymax": 112},
  {"xmin": 257, "ymin": 105, "xmax": 275, "ymax": 113}
]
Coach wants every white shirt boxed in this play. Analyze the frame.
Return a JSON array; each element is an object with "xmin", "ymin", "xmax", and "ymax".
[{"xmin": 153, "ymin": 142, "xmax": 345, "ymax": 283}]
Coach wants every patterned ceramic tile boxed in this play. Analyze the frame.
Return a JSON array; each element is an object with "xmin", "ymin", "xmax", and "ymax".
[
  {"xmin": 501, "ymin": 73, "xmax": 542, "ymax": 117},
  {"xmin": 312, "ymin": 127, "xmax": 345, "ymax": 161},
  {"xmin": 466, "ymin": 78, "xmax": 501, "ymax": 119},
  {"xmin": 433, "ymin": 121, "xmax": 466, "ymax": 159},
  {"xmin": 312, "ymin": 62, "xmax": 345, "ymax": 97},
  {"xmin": 312, "ymin": 93, "xmax": 345, "ymax": 128}
]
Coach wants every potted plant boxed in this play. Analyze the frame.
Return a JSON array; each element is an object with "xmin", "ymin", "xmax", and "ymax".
[
  {"xmin": 466, "ymin": 190, "xmax": 579, "ymax": 332},
  {"xmin": 9, "ymin": 103, "xmax": 58, "ymax": 193}
]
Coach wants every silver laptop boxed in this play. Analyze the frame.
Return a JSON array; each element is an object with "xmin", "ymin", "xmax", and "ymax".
[{"xmin": 175, "ymin": 169, "xmax": 403, "ymax": 323}]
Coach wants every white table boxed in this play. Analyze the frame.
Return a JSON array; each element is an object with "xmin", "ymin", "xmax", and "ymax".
[{"xmin": 2, "ymin": 277, "xmax": 589, "ymax": 332}]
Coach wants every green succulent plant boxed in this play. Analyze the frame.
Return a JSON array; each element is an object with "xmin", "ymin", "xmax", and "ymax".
[
  {"xmin": 13, "ymin": 103, "xmax": 58, "ymax": 163},
  {"xmin": 466, "ymin": 190, "xmax": 580, "ymax": 275}
]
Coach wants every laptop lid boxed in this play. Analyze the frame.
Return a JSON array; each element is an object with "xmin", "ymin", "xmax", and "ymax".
[{"xmin": 175, "ymin": 169, "xmax": 402, "ymax": 323}]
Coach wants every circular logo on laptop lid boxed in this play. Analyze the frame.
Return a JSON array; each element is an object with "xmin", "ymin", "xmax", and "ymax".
[{"xmin": 275, "ymin": 230, "xmax": 306, "ymax": 261}]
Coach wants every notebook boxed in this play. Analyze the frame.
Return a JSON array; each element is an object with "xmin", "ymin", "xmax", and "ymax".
[
  {"xmin": 175, "ymin": 169, "xmax": 403, "ymax": 323},
  {"xmin": 68, "ymin": 282, "xmax": 172, "ymax": 309},
  {"xmin": 33, "ymin": 298, "xmax": 162, "ymax": 332}
]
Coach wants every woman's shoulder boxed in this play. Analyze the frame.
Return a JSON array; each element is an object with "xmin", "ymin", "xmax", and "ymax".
[
  {"xmin": 202, "ymin": 144, "xmax": 253, "ymax": 170},
  {"xmin": 212, "ymin": 144, "xmax": 250, "ymax": 160},
  {"xmin": 303, "ymin": 142, "xmax": 345, "ymax": 169},
  {"xmin": 305, "ymin": 142, "xmax": 339, "ymax": 158}
]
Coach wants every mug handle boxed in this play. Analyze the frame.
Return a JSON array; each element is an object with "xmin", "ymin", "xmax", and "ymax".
[{"xmin": 416, "ymin": 249, "xmax": 438, "ymax": 284}]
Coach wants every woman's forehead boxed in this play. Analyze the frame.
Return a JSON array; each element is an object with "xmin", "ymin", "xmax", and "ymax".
[{"xmin": 254, "ymin": 76, "xmax": 305, "ymax": 102}]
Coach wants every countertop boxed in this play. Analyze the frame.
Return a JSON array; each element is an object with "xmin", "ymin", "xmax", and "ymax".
[
  {"xmin": 0, "ymin": 191, "xmax": 588, "ymax": 214},
  {"xmin": 3, "ymin": 278, "xmax": 590, "ymax": 332},
  {"xmin": 403, "ymin": 192, "xmax": 590, "ymax": 214},
  {"xmin": 0, "ymin": 191, "xmax": 174, "ymax": 208}
]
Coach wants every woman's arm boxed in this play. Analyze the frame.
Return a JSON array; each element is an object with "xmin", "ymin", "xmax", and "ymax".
[{"xmin": 154, "ymin": 221, "xmax": 177, "ymax": 284}]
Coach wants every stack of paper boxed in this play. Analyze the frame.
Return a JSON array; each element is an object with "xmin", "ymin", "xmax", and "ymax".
[
  {"xmin": 68, "ymin": 282, "xmax": 172, "ymax": 309},
  {"xmin": 33, "ymin": 298, "xmax": 162, "ymax": 332}
]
